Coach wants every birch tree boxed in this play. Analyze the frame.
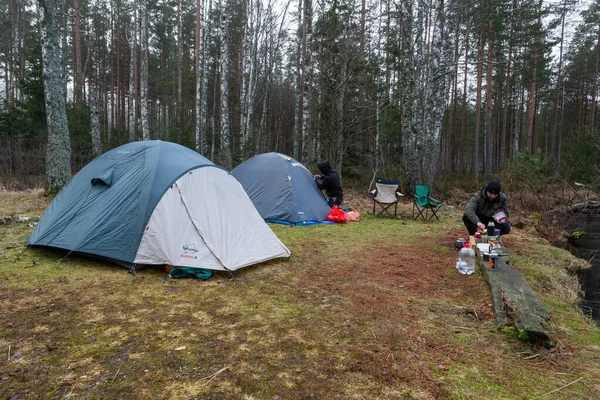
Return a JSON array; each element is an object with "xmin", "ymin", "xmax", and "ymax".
[
  {"xmin": 220, "ymin": 10, "xmax": 232, "ymax": 168},
  {"xmin": 176, "ymin": 0, "xmax": 183, "ymax": 138},
  {"xmin": 293, "ymin": 0, "xmax": 303, "ymax": 160},
  {"xmin": 195, "ymin": 0, "xmax": 205, "ymax": 152},
  {"xmin": 73, "ymin": 0, "xmax": 83, "ymax": 104},
  {"xmin": 90, "ymin": 86, "xmax": 102, "ymax": 155},
  {"xmin": 129, "ymin": 0, "xmax": 138, "ymax": 142},
  {"xmin": 38, "ymin": 0, "xmax": 72, "ymax": 191},
  {"xmin": 140, "ymin": 0, "xmax": 149, "ymax": 140},
  {"xmin": 401, "ymin": 0, "xmax": 447, "ymax": 186},
  {"xmin": 301, "ymin": 0, "xmax": 313, "ymax": 163}
]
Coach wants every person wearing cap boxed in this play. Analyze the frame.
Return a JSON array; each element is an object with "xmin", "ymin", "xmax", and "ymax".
[{"xmin": 462, "ymin": 181, "xmax": 511, "ymax": 236}]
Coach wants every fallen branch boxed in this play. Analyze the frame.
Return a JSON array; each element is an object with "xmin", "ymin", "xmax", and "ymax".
[
  {"xmin": 324, "ymin": 329, "xmax": 341, "ymax": 341},
  {"xmin": 202, "ymin": 365, "xmax": 231, "ymax": 386},
  {"xmin": 111, "ymin": 365, "xmax": 121, "ymax": 383},
  {"xmin": 370, "ymin": 327, "xmax": 377, "ymax": 339},
  {"xmin": 531, "ymin": 377, "xmax": 584, "ymax": 399}
]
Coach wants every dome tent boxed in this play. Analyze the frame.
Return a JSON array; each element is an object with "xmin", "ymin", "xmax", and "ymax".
[
  {"xmin": 231, "ymin": 152, "xmax": 331, "ymax": 225},
  {"xmin": 27, "ymin": 141, "xmax": 290, "ymax": 273}
]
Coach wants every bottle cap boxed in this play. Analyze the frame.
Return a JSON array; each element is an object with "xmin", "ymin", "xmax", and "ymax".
[{"xmin": 463, "ymin": 243, "xmax": 471, "ymax": 248}]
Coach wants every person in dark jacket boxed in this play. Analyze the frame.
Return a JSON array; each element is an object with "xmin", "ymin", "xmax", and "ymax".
[
  {"xmin": 462, "ymin": 181, "xmax": 511, "ymax": 236},
  {"xmin": 314, "ymin": 160, "xmax": 344, "ymax": 207}
]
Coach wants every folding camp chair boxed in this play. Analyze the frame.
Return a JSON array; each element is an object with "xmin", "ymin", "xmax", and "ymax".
[
  {"xmin": 369, "ymin": 178, "xmax": 404, "ymax": 218},
  {"xmin": 412, "ymin": 184, "xmax": 443, "ymax": 221}
]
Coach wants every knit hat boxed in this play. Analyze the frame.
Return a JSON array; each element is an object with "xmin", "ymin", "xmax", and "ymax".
[{"xmin": 486, "ymin": 181, "xmax": 501, "ymax": 194}]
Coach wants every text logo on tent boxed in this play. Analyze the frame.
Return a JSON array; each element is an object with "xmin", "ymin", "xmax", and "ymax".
[{"xmin": 182, "ymin": 243, "xmax": 198, "ymax": 254}]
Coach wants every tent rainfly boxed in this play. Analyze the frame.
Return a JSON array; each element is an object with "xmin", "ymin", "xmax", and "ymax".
[
  {"xmin": 231, "ymin": 152, "xmax": 331, "ymax": 225},
  {"xmin": 27, "ymin": 141, "xmax": 291, "ymax": 272}
]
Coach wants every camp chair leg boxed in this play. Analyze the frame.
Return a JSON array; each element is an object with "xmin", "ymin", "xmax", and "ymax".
[
  {"xmin": 373, "ymin": 201, "xmax": 398, "ymax": 218},
  {"xmin": 413, "ymin": 204, "xmax": 426, "ymax": 221},
  {"xmin": 374, "ymin": 201, "xmax": 397, "ymax": 218}
]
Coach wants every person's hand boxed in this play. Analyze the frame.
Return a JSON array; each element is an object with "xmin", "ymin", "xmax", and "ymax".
[
  {"xmin": 476, "ymin": 222, "xmax": 486, "ymax": 231},
  {"xmin": 314, "ymin": 174, "xmax": 321, "ymax": 179},
  {"xmin": 497, "ymin": 217, "xmax": 507, "ymax": 224}
]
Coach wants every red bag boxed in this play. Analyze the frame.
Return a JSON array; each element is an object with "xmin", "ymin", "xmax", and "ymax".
[{"xmin": 327, "ymin": 206, "xmax": 347, "ymax": 223}]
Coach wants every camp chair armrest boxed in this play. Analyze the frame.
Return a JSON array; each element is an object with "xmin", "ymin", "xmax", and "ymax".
[{"xmin": 428, "ymin": 196, "xmax": 441, "ymax": 204}]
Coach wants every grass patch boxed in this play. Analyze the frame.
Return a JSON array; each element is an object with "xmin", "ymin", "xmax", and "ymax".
[{"xmin": 1, "ymin": 191, "xmax": 599, "ymax": 399}]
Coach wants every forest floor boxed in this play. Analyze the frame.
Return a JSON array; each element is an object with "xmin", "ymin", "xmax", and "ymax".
[{"xmin": 1, "ymin": 188, "xmax": 599, "ymax": 399}]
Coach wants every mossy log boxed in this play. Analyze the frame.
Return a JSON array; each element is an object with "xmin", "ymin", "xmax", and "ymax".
[{"xmin": 473, "ymin": 239, "xmax": 551, "ymax": 342}]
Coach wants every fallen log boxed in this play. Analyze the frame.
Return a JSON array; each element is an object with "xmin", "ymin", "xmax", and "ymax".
[{"xmin": 471, "ymin": 237, "xmax": 551, "ymax": 342}]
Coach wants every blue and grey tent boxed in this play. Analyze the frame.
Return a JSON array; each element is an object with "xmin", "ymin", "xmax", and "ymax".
[
  {"xmin": 231, "ymin": 152, "xmax": 331, "ymax": 225},
  {"xmin": 27, "ymin": 141, "xmax": 290, "ymax": 272}
]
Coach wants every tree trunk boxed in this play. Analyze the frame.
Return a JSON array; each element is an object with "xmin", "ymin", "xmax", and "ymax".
[
  {"xmin": 526, "ymin": 1, "xmax": 543, "ymax": 153},
  {"xmin": 140, "ymin": 0, "xmax": 150, "ymax": 140},
  {"xmin": 460, "ymin": 19, "xmax": 469, "ymax": 172},
  {"xmin": 73, "ymin": 0, "xmax": 82, "ymax": 104},
  {"xmin": 301, "ymin": 0, "xmax": 313, "ymax": 163},
  {"xmin": 484, "ymin": 0, "xmax": 494, "ymax": 179},
  {"xmin": 423, "ymin": 0, "xmax": 445, "ymax": 185},
  {"xmin": 591, "ymin": 25, "xmax": 600, "ymax": 129},
  {"xmin": 39, "ymin": 0, "xmax": 72, "ymax": 191},
  {"xmin": 177, "ymin": 0, "xmax": 183, "ymax": 139},
  {"xmin": 116, "ymin": 0, "xmax": 122, "ymax": 129},
  {"xmin": 474, "ymin": 22, "xmax": 484, "ymax": 183},
  {"xmin": 294, "ymin": 0, "xmax": 304, "ymax": 161},
  {"xmin": 500, "ymin": 0, "xmax": 516, "ymax": 170},
  {"xmin": 551, "ymin": 1, "xmax": 566, "ymax": 167},
  {"xmin": 128, "ymin": 27, "xmax": 136, "ymax": 142},
  {"xmin": 195, "ymin": 0, "xmax": 204, "ymax": 152},
  {"xmin": 220, "ymin": 11, "xmax": 232, "ymax": 168},
  {"xmin": 90, "ymin": 85, "xmax": 102, "ymax": 156}
]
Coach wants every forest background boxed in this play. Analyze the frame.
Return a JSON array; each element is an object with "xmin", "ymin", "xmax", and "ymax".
[{"xmin": 1, "ymin": 0, "xmax": 600, "ymax": 193}]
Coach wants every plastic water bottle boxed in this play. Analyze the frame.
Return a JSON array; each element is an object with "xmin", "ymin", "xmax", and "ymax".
[
  {"xmin": 457, "ymin": 243, "xmax": 476, "ymax": 275},
  {"xmin": 456, "ymin": 260, "xmax": 468, "ymax": 274}
]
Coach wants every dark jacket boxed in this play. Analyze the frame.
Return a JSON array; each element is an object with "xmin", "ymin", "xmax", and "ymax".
[
  {"xmin": 315, "ymin": 161, "xmax": 343, "ymax": 203},
  {"xmin": 464, "ymin": 185, "xmax": 509, "ymax": 224}
]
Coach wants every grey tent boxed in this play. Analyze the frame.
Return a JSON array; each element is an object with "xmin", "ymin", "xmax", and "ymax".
[
  {"xmin": 231, "ymin": 152, "xmax": 331, "ymax": 225},
  {"xmin": 27, "ymin": 141, "xmax": 290, "ymax": 272}
]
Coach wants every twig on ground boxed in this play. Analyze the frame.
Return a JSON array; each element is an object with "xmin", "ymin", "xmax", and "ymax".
[
  {"xmin": 8, "ymin": 344, "xmax": 10, "ymax": 361},
  {"xmin": 370, "ymin": 327, "xmax": 377, "ymax": 339},
  {"xmin": 111, "ymin": 365, "xmax": 121, "ymax": 383},
  {"xmin": 531, "ymin": 377, "xmax": 584, "ymax": 399},
  {"xmin": 202, "ymin": 365, "xmax": 231, "ymax": 386},
  {"xmin": 324, "ymin": 329, "xmax": 341, "ymax": 341},
  {"xmin": 524, "ymin": 353, "xmax": 540, "ymax": 360}
]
